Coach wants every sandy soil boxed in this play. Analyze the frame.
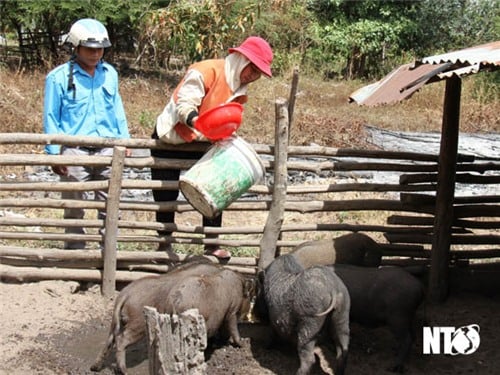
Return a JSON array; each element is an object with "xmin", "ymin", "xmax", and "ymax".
[{"xmin": 1, "ymin": 277, "xmax": 499, "ymax": 375}]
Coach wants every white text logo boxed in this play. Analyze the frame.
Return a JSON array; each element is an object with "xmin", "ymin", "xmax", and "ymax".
[{"xmin": 423, "ymin": 325, "xmax": 480, "ymax": 355}]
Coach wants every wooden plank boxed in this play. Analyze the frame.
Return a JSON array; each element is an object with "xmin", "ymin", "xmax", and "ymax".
[
  {"xmin": 0, "ymin": 179, "xmax": 437, "ymax": 194},
  {"xmin": 0, "ymin": 132, "xmax": 458, "ymax": 160},
  {"xmin": 0, "ymin": 179, "xmax": 179, "ymax": 192},
  {"xmin": 400, "ymin": 193, "xmax": 500, "ymax": 204},
  {"xmin": 0, "ymin": 264, "xmax": 154, "ymax": 283},
  {"xmin": 286, "ymin": 159, "xmax": 438, "ymax": 173},
  {"xmin": 387, "ymin": 215, "xmax": 500, "ymax": 229},
  {"xmin": 454, "ymin": 204, "xmax": 500, "ymax": 218},
  {"xmin": 387, "ymin": 215, "xmax": 435, "ymax": 225},
  {"xmin": 450, "ymin": 249, "xmax": 500, "ymax": 259},
  {"xmin": 0, "ymin": 247, "xmax": 258, "ymax": 266},
  {"xmin": 385, "ymin": 233, "xmax": 500, "ymax": 245},
  {"xmin": 401, "ymin": 172, "xmax": 500, "ymax": 184}
]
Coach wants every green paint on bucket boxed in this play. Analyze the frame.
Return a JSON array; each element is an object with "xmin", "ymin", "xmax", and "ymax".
[{"xmin": 179, "ymin": 136, "xmax": 264, "ymax": 218}]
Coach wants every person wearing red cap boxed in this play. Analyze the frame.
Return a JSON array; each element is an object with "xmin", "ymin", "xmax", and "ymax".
[{"xmin": 151, "ymin": 36, "xmax": 273, "ymax": 260}]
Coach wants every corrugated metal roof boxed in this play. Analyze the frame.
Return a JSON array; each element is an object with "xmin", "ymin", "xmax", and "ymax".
[
  {"xmin": 419, "ymin": 41, "xmax": 500, "ymax": 67},
  {"xmin": 348, "ymin": 62, "xmax": 449, "ymax": 106},
  {"xmin": 349, "ymin": 41, "xmax": 500, "ymax": 106}
]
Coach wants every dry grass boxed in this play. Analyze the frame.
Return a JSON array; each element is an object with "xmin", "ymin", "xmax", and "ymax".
[
  {"xmin": 1, "ymin": 65, "xmax": 497, "ymax": 254},
  {"xmin": 1, "ymin": 66, "xmax": 498, "ymax": 151}
]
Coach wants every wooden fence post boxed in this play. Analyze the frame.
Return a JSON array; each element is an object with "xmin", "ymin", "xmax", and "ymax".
[
  {"xmin": 429, "ymin": 76, "xmax": 461, "ymax": 303},
  {"xmin": 144, "ymin": 306, "xmax": 207, "ymax": 375},
  {"xmin": 101, "ymin": 146, "xmax": 125, "ymax": 297},
  {"xmin": 258, "ymin": 98, "xmax": 289, "ymax": 271},
  {"xmin": 287, "ymin": 66, "xmax": 300, "ymax": 140}
]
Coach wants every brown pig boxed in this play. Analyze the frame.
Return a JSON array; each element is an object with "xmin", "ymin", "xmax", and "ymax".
[
  {"xmin": 290, "ymin": 232, "xmax": 382, "ymax": 268},
  {"xmin": 165, "ymin": 268, "xmax": 255, "ymax": 345},
  {"xmin": 91, "ymin": 260, "xmax": 251, "ymax": 375}
]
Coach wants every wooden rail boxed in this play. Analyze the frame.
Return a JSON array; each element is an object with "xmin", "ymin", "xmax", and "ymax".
[{"xmin": 0, "ymin": 124, "xmax": 498, "ymax": 292}]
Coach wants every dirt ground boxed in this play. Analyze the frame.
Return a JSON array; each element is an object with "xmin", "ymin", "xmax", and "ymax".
[
  {"xmin": 1, "ymin": 277, "xmax": 499, "ymax": 375},
  {"xmin": 1, "ymin": 69, "xmax": 499, "ymax": 374}
]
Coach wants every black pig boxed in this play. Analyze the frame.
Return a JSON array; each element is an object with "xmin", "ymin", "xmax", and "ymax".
[
  {"xmin": 333, "ymin": 264, "xmax": 424, "ymax": 373},
  {"xmin": 258, "ymin": 254, "xmax": 351, "ymax": 375}
]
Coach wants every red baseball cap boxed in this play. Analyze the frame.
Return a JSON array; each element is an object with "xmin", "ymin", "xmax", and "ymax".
[{"xmin": 229, "ymin": 36, "xmax": 273, "ymax": 77}]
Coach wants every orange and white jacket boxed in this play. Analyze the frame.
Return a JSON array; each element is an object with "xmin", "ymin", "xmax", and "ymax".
[{"xmin": 156, "ymin": 53, "xmax": 250, "ymax": 144}]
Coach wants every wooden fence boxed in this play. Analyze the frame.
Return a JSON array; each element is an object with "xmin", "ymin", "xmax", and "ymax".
[{"xmin": 1, "ymin": 108, "xmax": 499, "ymax": 295}]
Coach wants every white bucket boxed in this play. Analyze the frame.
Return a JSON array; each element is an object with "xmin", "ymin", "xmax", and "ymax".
[{"xmin": 179, "ymin": 135, "xmax": 264, "ymax": 218}]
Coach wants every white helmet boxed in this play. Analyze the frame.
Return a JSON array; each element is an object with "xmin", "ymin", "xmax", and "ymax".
[{"xmin": 65, "ymin": 18, "xmax": 111, "ymax": 48}]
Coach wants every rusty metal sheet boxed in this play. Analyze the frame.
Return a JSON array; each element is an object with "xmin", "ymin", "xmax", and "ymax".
[
  {"xmin": 350, "ymin": 41, "xmax": 500, "ymax": 106},
  {"xmin": 348, "ymin": 63, "xmax": 448, "ymax": 106}
]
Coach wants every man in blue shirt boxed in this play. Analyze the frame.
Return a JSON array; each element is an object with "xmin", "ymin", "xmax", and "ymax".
[{"xmin": 43, "ymin": 18, "xmax": 130, "ymax": 249}]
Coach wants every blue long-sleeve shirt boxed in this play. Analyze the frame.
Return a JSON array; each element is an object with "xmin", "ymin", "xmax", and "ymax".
[{"xmin": 43, "ymin": 60, "xmax": 129, "ymax": 155}]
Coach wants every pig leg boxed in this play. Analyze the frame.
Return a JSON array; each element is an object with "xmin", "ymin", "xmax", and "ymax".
[
  {"xmin": 296, "ymin": 318, "xmax": 325, "ymax": 375},
  {"xmin": 329, "ymin": 309, "xmax": 350, "ymax": 375},
  {"xmin": 225, "ymin": 312, "xmax": 243, "ymax": 347},
  {"xmin": 387, "ymin": 316, "xmax": 413, "ymax": 373},
  {"xmin": 114, "ymin": 327, "xmax": 146, "ymax": 375},
  {"xmin": 296, "ymin": 340, "xmax": 317, "ymax": 375},
  {"xmin": 90, "ymin": 329, "xmax": 114, "ymax": 371},
  {"xmin": 114, "ymin": 333, "xmax": 131, "ymax": 375}
]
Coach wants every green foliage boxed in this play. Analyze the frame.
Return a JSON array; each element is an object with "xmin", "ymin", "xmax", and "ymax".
[
  {"xmin": 303, "ymin": 15, "xmax": 413, "ymax": 79},
  {"xmin": 1, "ymin": 0, "xmax": 498, "ymax": 81},
  {"xmin": 135, "ymin": 0, "xmax": 263, "ymax": 68},
  {"xmin": 305, "ymin": 1, "xmax": 419, "ymax": 78},
  {"xmin": 138, "ymin": 110, "xmax": 156, "ymax": 129},
  {"xmin": 400, "ymin": 0, "xmax": 499, "ymax": 55},
  {"xmin": 0, "ymin": 0, "xmax": 152, "ymax": 66},
  {"xmin": 302, "ymin": 0, "xmax": 499, "ymax": 78},
  {"xmin": 251, "ymin": 1, "xmax": 315, "ymax": 75}
]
